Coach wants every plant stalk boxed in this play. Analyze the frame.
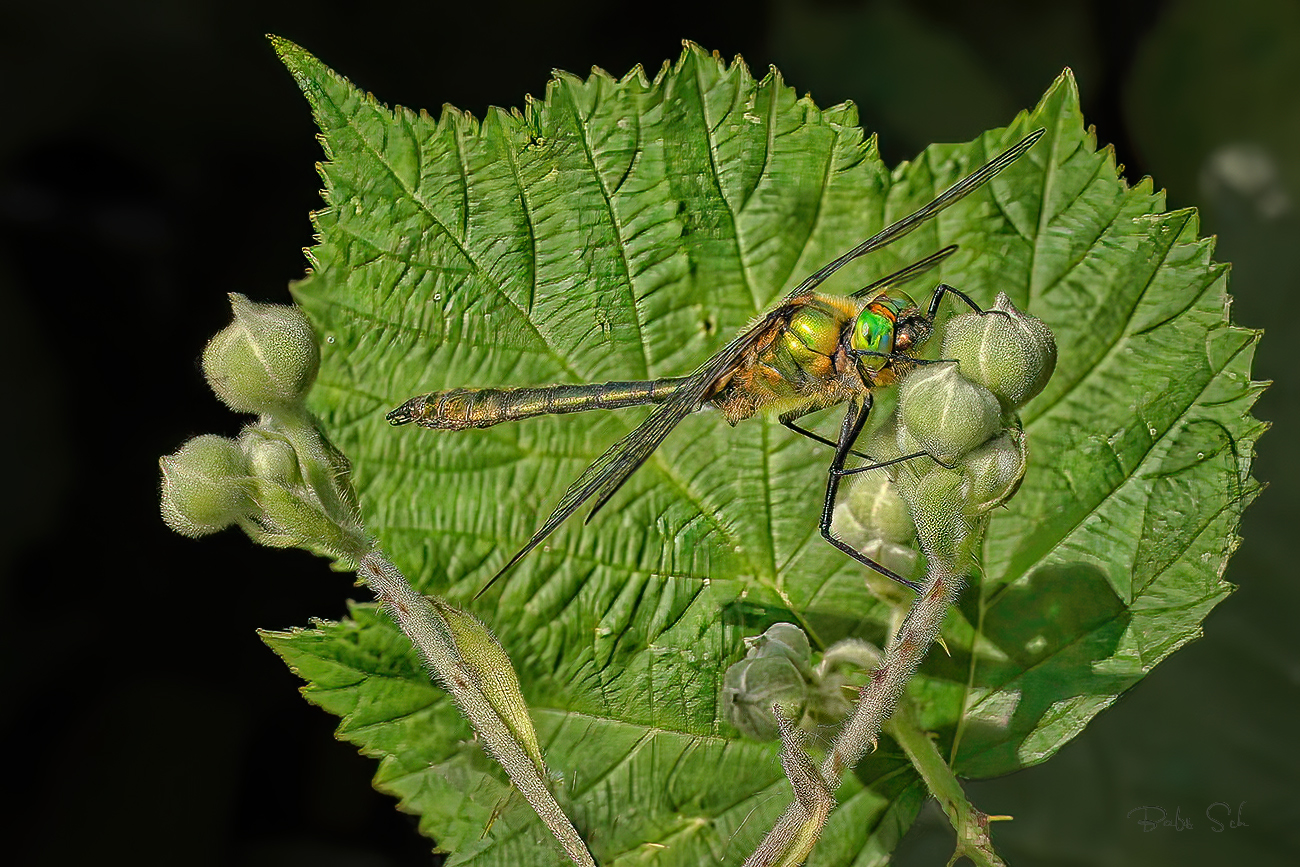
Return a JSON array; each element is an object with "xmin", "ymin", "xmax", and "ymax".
[
  {"xmin": 358, "ymin": 553, "xmax": 596, "ymax": 867},
  {"xmin": 742, "ymin": 569, "xmax": 965, "ymax": 867},
  {"xmin": 885, "ymin": 703, "xmax": 1010, "ymax": 867}
]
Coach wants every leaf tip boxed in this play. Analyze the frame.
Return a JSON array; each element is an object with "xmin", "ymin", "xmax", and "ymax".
[
  {"xmin": 1026, "ymin": 67, "xmax": 1083, "ymax": 131},
  {"xmin": 676, "ymin": 39, "xmax": 701, "ymax": 70},
  {"xmin": 267, "ymin": 34, "xmax": 311, "ymax": 73},
  {"xmin": 267, "ymin": 34, "xmax": 332, "ymax": 106},
  {"xmin": 1056, "ymin": 66, "xmax": 1081, "ymax": 99},
  {"xmin": 265, "ymin": 33, "xmax": 293, "ymax": 54},
  {"xmin": 618, "ymin": 61, "xmax": 651, "ymax": 89}
]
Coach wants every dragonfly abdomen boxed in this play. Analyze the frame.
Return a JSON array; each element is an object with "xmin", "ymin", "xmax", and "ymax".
[{"xmin": 387, "ymin": 377, "xmax": 693, "ymax": 430}]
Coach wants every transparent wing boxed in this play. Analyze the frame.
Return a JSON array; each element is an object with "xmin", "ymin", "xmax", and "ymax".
[
  {"xmin": 482, "ymin": 127, "xmax": 1044, "ymax": 592},
  {"xmin": 484, "ymin": 310, "xmax": 785, "ymax": 589},
  {"xmin": 849, "ymin": 244, "xmax": 958, "ymax": 300},
  {"xmin": 787, "ymin": 128, "xmax": 1043, "ymax": 301}
]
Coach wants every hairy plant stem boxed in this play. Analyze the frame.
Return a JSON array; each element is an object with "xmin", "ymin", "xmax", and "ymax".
[
  {"xmin": 742, "ymin": 569, "xmax": 965, "ymax": 867},
  {"xmin": 358, "ymin": 553, "xmax": 596, "ymax": 867}
]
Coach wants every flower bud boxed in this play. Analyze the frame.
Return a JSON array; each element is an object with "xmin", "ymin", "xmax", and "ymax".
[
  {"xmin": 160, "ymin": 435, "xmax": 252, "ymax": 536},
  {"xmin": 859, "ymin": 412, "xmax": 904, "ymax": 464},
  {"xmin": 250, "ymin": 482, "xmax": 361, "ymax": 560},
  {"xmin": 202, "ymin": 293, "xmax": 320, "ymax": 414},
  {"xmin": 805, "ymin": 638, "xmax": 881, "ymax": 726},
  {"xmin": 941, "ymin": 293, "xmax": 1056, "ymax": 408},
  {"xmin": 842, "ymin": 471, "xmax": 916, "ymax": 545},
  {"xmin": 746, "ymin": 622, "xmax": 813, "ymax": 674},
  {"xmin": 856, "ymin": 537, "xmax": 922, "ymax": 602},
  {"xmin": 962, "ymin": 429, "xmax": 1027, "ymax": 512},
  {"xmin": 239, "ymin": 425, "xmax": 304, "ymax": 487},
  {"xmin": 722, "ymin": 655, "xmax": 808, "ymax": 741},
  {"xmin": 894, "ymin": 420, "xmax": 929, "ymax": 466},
  {"xmin": 896, "ymin": 465, "xmax": 973, "ymax": 571},
  {"xmin": 819, "ymin": 638, "xmax": 881, "ymax": 674},
  {"xmin": 899, "ymin": 364, "xmax": 1001, "ymax": 463}
]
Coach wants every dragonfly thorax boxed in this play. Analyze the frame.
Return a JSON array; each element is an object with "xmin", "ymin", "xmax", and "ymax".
[{"xmin": 782, "ymin": 298, "xmax": 852, "ymax": 359}]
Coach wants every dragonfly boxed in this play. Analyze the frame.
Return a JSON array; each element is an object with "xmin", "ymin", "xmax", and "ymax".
[{"xmin": 388, "ymin": 128, "xmax": 1044, "ymax": 595}]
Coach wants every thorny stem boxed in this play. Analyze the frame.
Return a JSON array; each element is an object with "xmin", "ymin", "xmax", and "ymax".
[{"xmin": 742, "ymin": 569, "xmax": 965, "ymax": 867}]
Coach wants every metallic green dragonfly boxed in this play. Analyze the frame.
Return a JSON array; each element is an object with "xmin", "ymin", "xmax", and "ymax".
[{"xmin": 389, "ymin": 129, "xmax": 1044, "ymax": 593}]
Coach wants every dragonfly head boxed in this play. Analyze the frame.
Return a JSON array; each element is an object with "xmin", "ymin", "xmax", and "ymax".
[{"xmin": 850, "ymin": 292, "xmax": 929, "ymax": 374}]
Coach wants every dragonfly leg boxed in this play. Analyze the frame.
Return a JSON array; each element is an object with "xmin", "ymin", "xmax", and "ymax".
[
  {"xmin": 850, "ymin": 347, "xmax": 956, "ymax": 367},
  {"xmin": 819, "ymin": 396, "xmax": 923, "ymax": 592},
  {"xmin": 926, "ymin": 283, "xmax": 1012, "ymax": 321},
  {"xmin": 926, "ymin": 282, "xmax": 982, "ymax": 318},
  {"xmin": 832, "ymin": 450, "xmax": 944, "ymax": 476},
  {"xmin": 780, "ymin": 411, "xmax": 874, "ymax": 460}
]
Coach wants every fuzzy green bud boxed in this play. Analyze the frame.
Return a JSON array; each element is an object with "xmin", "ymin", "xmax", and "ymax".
[
  {"xmin": 833, "ymin": 470, "xmax": 922, "ymax": 598},
  {"xmin": 202, "ymin": 293, "xmax": 320, "ymax": 415},
  {"xmin": 746, "ymin": 622, "xmax": 814, "ymax": 675},
  {"xmin": 898, "ymin": 464, "xmax": 973, "ymax": 572},
  {"xmin": 819, "ymin": 638, "xmax": 880, "ymax": 674},
  {"xmin": 160, "ymin": 435, "xmax": 252, "ymax": 537},
  {"xmin": 833, "ymin": 519, "xmax": 921, "ymax": 605},
  {"xmin": 249, "ymin": 483, "xmax": 362, "ymax": 560},
  {"xmin": 239, "ymin": 425, "xmax": 304, "ymax": 487},
  {"xmin": 941, "ymin": 293, "xmax": 1056, "ymax": 409},
  {"xmin": 805, "ymin": 638, "xmax": 881, "ymax": 727},
  {"xmin": 962, "ymin": 429, "xmax": 1027, "ymax": 513},
  {"xmin": 899, "ymin": 364, "xmax": 1001, "ymax": 464},
  {"xmin": 842, "ymin": 471, "xmax": 916, "ymax": 545},
  {"xmin": 722, "ymin": 655, "xmax": 808, "ymax": 741},
  {"xmin": 894, "ymin": 421, "xmax": 929, "ymax": 465}
]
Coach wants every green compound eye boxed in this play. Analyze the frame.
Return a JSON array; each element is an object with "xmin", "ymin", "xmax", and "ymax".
[{"xmin": 850, "ymin": 308, "xmax": 895, "ymax": 371}]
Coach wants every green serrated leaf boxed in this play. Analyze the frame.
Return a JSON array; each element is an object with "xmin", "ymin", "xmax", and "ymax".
[{"xmin": 264, "ymin": 36, "xmax": 1264, "ymax": 865}]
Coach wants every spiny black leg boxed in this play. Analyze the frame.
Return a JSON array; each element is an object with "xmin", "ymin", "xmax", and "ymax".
[
  {"xmin": 819, "ymin": 396, "xmax": 923, "ymax": 593},
  {"xmin": 780, "ymin": 413, "xmax": 874, "ymax": 461}
]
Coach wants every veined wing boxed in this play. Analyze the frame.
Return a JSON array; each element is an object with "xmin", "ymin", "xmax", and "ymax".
[
  {"xmin": 484, "ymin": 308, "xmax": 787, "ymax": 589},
  {"xmin": 571, "ymin": 240, "xmax": 969, "ymax": 523},
  {"xmin": 483, "ymin": 129, "xmax": 1044, "ymax": 591},
  {"xmin": 490, "ymin": 241, "xmax": 966, "ymax": 585},
  {"xmin": 787, "ymin": 128, "xmax": 1043, "ymax": 301},
  {"xmin": 849, "ymin": 244, "xmax": 957, "ymax": 300}
]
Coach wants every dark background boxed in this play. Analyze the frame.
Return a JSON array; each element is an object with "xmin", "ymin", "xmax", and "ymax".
[{"xmin": 3, "ymin": 0, "xmax": 1296, "ymax": 864}]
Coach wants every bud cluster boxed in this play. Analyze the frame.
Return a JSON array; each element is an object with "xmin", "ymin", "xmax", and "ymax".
[
  {"xmin": 838, "ymin": 293, "xmax": 1055, "ymax": 584},
  {"xmin": 722, "ymin": 622, "xmax": 882, "ymax": 741},
  {"xmin": 160, "ymin": 294, "xmax": 369, "ymax": 565}
]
